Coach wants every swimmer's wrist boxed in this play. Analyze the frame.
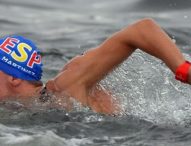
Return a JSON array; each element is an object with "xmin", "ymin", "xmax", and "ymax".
[{"xmin": 175, "ymin": 61, "xmax": 191, "ymax": 84}]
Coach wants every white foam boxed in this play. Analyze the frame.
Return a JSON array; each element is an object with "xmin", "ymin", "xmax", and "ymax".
[
  {"xmin": 101, "ymin": 50, "xmax": 191, "ymax": 126},
  {"xmin": 0, "ymin": 124, "xmax": 92, "ymax": 146}
]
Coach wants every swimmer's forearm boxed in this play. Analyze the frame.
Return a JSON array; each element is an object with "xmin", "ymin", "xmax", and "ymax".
[{"xmin": 122, "ymin": 18, "xmax": 185, "ymax": 73}]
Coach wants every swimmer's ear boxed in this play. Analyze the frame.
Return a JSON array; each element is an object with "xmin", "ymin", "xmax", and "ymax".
[{"xmin": 8, "ymin": 76, "xmax": 22, "ymax": 87}]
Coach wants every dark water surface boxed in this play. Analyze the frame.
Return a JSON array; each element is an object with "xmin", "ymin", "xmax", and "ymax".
[{"xmin": 0, "ymin": 0, "xmax": 191, "ymax": 145}]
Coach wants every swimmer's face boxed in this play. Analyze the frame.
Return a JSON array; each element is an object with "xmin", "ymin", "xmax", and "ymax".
[{"xmin": 0, "ymin": 71, "xmax": 10, "ymax": 99}]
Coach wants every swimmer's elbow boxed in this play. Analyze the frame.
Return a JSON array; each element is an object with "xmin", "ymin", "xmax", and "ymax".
[
  {"xmin": 115, "ymin": 18, "xmax": 159, "ymax": 46},
  {"xmin": 121, "ymin": 18, "xmax": 161, "ymax": 47},
  {"xmin": 133, "ymin": 18, "xmax": 158, "ymax": 29}
]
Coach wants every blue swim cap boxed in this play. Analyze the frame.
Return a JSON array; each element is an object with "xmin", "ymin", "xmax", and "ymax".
[{"xmin": 0, "ymin": 35, "xmax": 43, "ymax": 81}]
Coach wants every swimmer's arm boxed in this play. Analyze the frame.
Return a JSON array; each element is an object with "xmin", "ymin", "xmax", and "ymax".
[
  {"xmin": 46, "ymin": 18, "xmax": 187, "ymax": 113},
  {"xmin": 48, "ymin": 18, "xmax": 185, "ymax": 90},
  {"xmin": 77, "ymin": 18, "xmax": 186, "ymax": 87}
]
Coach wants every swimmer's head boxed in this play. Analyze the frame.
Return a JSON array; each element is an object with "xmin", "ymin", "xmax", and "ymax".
[{"xmin": 0, "ymin": 35, "xmax": 43, "ymax": 81}]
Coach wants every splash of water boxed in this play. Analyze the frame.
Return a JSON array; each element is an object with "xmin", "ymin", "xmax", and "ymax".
[{"xmin": 100, "ymin": 49, "xmax": 191, "ymax": 126}]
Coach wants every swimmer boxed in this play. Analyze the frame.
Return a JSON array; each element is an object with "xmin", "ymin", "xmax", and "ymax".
[{"xmin": 0, "ymin": 18, "xmax": 190, "ymax": 114}]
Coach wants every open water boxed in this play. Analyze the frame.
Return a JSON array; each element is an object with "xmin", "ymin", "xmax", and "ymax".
[{"xmin": 0, "ymin": 0, "xmax": 191, "ymax": 145}]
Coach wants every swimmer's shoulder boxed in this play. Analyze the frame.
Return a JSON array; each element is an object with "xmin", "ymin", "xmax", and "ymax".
[{"xmin": 44, "ymin": 53, "xmax": 95, "ymax": 98}]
